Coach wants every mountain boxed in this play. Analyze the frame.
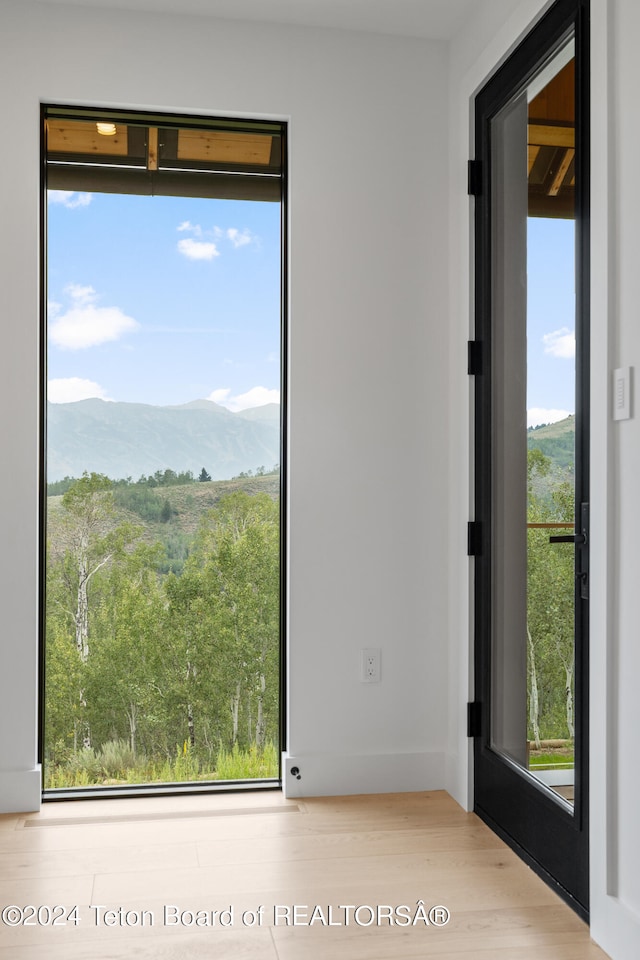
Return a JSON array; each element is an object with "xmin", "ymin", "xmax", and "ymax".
[
  {"xmin": 236, "ymin": 403, "xmax": 280, "ymax": 423},
  {"xmin": 47, "ymin": 398, "xmax": 280, "ymax": 482},
  {"xmin": 527, "ymin": 414, "xmax": 575, "ymax": 471}
]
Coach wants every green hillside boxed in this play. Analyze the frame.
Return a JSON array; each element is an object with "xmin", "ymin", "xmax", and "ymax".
[
  {"xmin": 47, "ymin": 472, "xmax": 280, "ymax": 575},
  {"xmin": 527, "ymin": 415, "xmax": 575, "ymax": 471}
]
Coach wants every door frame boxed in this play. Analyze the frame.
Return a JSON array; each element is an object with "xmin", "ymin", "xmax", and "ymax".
[{"xmin": 471, "ymin": 0, "xmax": 590, "ymax": 918}]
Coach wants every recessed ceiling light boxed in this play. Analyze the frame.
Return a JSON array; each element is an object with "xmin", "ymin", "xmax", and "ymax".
[{"xmin": 96, "ymin": 122, "xmax": 117, "ymax": 136}]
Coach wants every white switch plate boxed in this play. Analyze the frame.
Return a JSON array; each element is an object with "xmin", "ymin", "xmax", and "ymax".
[{"xmin": 613, "ymin": 366, "xmax": 631, "ymax": 421}]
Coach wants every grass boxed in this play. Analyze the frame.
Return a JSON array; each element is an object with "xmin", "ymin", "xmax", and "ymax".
[
  {"xmin": 44, "ymin": 740, "xmax": 279, "ymax": 789},
  {"xmin": 215, "ymin": 743, "xmax": 280, "ymax": 780},
  {"xmin": 529, "ymin": 749, "xmax": 574, "ymax": 771}
]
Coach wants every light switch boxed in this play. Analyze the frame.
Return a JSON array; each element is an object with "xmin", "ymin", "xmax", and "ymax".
[{"xmin": 613, "ymin": 367, "xmax": 631, "ymax": 421}]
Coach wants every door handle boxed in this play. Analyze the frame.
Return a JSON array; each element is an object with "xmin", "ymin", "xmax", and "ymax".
[
  {"xmin": 549, "ymin": 533, "xmax": 587, "ymax": 545},
  {"xmin": 548, "ymin": 504, "xmax": 589, "ymax": 600}
]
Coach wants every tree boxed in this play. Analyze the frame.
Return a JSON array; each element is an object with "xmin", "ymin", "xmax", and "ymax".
[
  {"xmin": 199, "ymin": 492, "xmax": 280, "ymax": 749},
  {"xmin": 45, "ymin": 473, "xmax": 281, "ymax": 782},
  {"xmin": 47, "ymin": 473, "xmax": 143, "ymax": 752},
  {"xmin": 526, "ymin": 450, "xmax": 575, "ymax": 743},
  {"xmin": 165, "ymin": 491, "xmax": 279, "ymax": 752},
  {"xmin": 198, "ymin": 467, "xmax": 211, "ymax": 482},
  {"xmin": 44, "ymin": 541, "xmax": 84, "ymax": 759},
  {"xmin": 54, "ymin": 473, "xmax": 141, "ymax": 661},
  {"xmin": 84, "ymin": 543, "xmax": 167, "ymax": 756}
]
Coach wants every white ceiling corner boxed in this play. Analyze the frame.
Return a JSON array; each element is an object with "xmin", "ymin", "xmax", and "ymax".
[{"xmin": 32, "ymin": 0, "xmax": 483, "ymax": 41}]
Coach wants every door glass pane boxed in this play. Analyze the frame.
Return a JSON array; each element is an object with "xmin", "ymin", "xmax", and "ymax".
[{"xmin": 490, "ymin": 41, "xmax": 577, "ymax": 806}]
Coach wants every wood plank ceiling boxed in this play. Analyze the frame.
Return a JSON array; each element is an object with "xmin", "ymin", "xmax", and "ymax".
[
  {"xmin": 528, "ymin": 59, "xmax": 575, "ymax": 219},
  {"xmin": 45, "ymin": 118, "xmax": 279, "ymax": 174}
]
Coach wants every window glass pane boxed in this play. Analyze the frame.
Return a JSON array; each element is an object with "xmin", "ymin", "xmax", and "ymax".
[{"xmin": 44, "ymin": 110, "xmax": 283, "ymax": 792}]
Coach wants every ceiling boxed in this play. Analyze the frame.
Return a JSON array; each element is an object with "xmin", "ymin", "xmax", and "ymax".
[
  {"xmin": 45, "ymin": 109, "xmax": 285, "ymax": 200},
  {"xmin": 33, "ymin": 0, "xmax": 483, "ymax": 41},
  {"xmin": 528, "ymin": 58, "xmax": 575, "ymax": 218}
]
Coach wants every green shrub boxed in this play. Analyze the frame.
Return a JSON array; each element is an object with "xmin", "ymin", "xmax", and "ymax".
[
  {"xmin": 98, "ymin": 739, "xmax": 136, "ymax": 778},
  {"xmin": 66, "ymin": 746, "xmax": 102, "ymax": 781}
]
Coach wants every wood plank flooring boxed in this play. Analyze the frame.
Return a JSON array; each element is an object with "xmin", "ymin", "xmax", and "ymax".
[{"xmin": 0, "ymin": 790, "xmax": 610, "ymax": 959}]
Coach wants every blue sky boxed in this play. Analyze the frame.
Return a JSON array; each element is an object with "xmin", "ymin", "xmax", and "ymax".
[
  {"xmin": 47, "ymin": 190, "xmax": 281, "ymax": 411},
  {"xmin": 527, "ymin": 216, "xmax": 576, "ymax": 427},
  {"xmin": 48, "ymin": 189, "xmax": 573, "ymax": 427}
]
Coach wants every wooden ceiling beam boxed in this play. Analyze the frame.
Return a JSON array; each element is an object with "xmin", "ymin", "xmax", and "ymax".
[
  {"xmin": 147, "ymin": 127, "xmax": 159, "ymax": 171},
  {"xmin": 548, "ymin": 147, "xmax": 575, "ymax": 196},
  {"xmin": 528, "ymin": 145, "xmax": 541, "ymax": 175},
  {"xmin": 528, "ymin": 123, "xmax": 574, "ymax": 149}
]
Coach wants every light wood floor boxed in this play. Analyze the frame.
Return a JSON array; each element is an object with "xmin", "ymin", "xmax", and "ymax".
[{"xmin": 0, "ymin": 789, "xmax": 610, "ymax": 959}]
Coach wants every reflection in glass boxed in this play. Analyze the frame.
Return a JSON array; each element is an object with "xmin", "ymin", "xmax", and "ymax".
[{"xmin": 490, "ymin": 42, "xmax": 577, "ymax": 806}]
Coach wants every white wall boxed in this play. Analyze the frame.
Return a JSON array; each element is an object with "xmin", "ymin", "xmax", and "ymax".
[
  {"xmin": 448, "ymin": 1, "xmax": 640, "ymax": 958},
  {"xmin": 589, "ymin": 2, "xmax": 640, "ymax": 958},
  {"xmin": 0, "ymin": 0, "xmax": 451, "ymax": 809}
]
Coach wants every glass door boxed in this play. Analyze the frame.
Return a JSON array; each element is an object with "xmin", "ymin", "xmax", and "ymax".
[{"xmin": 472, "ymin": 0, "xmax": 590, "ymax": 917}]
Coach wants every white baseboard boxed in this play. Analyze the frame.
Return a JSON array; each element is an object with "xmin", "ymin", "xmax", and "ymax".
[
  {"xmin": 0, "ymin": 766, "xmax": 41, "ymax": 813},
  {"xmin": 281, "ymin": 750, "xmax": 445, "ymax": 798},
  {"xmin": 591, "ymin": 896, "xmax": 640, "ymax": 960}
]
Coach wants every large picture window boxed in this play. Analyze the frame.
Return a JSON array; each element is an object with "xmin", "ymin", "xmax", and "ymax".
[{"xmin": 41, "ymin": 106, "xmax": 286, "ymax": 797}]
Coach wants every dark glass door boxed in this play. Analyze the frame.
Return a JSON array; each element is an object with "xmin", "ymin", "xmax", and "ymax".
[{"xmin": 472, "ymin": 0, "xmax": 590, "ymax": 918}]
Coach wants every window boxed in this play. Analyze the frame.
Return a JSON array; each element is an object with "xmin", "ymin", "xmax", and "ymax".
[{"xmin": 41, "ymin": 106, "xmax": 286, "ymax": 796}]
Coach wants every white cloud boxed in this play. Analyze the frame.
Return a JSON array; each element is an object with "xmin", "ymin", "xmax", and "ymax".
[
  {"xmin": 527, "ymin": 408, "xmax": 573, "ymax": 428},
  {"xmin": 48, "ymin": 190, "xmax": 92, "ymax": 209},
  {"xmin": 209, "ymin": 388, "xmax": 232, "ymax": 404},
  {"xmin": 543, "ymin": 327, "xmax": 575, "ymax": 359},
  {"xmin": 177, "ymin": 237, "xmax": 220, "ymax": 261},
  {"xmin": 49, "ymin": 284, "xmax": 138, "ymax": 350},
  {"xmin": 207, "ymin": 385, "xmax": 280, "ymax": 412},
  {"xmin": 227, "ymin": 227, "xmax": 254, "ymax": 248},
  {"xmin": 175, "ymin": 223, "xmax": 256, "ymax": 256},
  {"xmin": 177, "ymin": 220, "xmax": 202, "ymax": 236},
  {"xmin": 65, "ymin": 283, "xmax": 98, "ymax": 306},
  {"xmin": 48, "ymin": 377, "xmax": 110, "ymax": 403}
]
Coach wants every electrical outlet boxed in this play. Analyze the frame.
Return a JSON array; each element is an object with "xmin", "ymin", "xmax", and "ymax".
[{"xmin": 361, "ymin": 648, "xmax": 381, "ymax": 683}]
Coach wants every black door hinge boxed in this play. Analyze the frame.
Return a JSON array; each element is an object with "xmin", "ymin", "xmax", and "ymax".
[
  {"xmin": 467, "ymin": 701, "xmax": 482, "ymax": 738},
  {"xmin": 467, "ymin": 521, "xmax": 482, "ymax": 556},
  {"xmin": 468, "ymin": 159, "xmax": 482, "ymax": 196},
  {"xmin": 468, "ymin": 340, "xmax": 482, "ymax": 375}
]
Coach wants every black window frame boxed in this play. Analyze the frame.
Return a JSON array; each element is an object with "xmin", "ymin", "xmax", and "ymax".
[{"xmin": 39, "ymin": 104, "xmax": 288, "ymax": 800}]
